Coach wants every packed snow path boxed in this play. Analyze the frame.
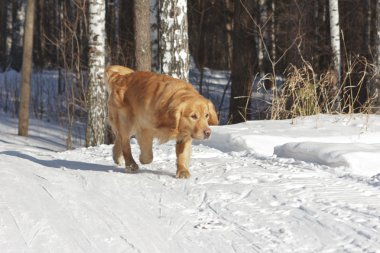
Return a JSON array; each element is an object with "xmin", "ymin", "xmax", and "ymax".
[{"xmin": 1, "ymin": 140, "xmax": 380, "ymax": 253}]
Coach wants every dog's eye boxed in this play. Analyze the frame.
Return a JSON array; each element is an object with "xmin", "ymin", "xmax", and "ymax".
[
  {"xmin": 205, "ymin": 113, "xmax": 209, "ymax": 118},
  {"xmin": 191, "ymin": 114, "xmax": 198, "ymax": 120}
]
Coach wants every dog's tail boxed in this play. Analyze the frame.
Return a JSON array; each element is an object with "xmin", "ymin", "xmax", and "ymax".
[{"xmin": 105, "ymin": 65, "xmax": 134, "ymax": 92}]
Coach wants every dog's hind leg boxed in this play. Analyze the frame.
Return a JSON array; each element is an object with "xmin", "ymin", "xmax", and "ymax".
[
  {"xmin": 112, "ymin": 133, "xmax": 124, "ymax": 165},
  {"xmin": 108, "ymin": 108, "xmax": 125, "ymax": 165},
  {"xmin": 113, "ymin": 108, "xmax": 138, "ymax": 172},
  {"xmin": 121, "ymin": 136, "xmax": 139, "ymax": 172},
  {"xmin": 136, "ymin": 129, "xmax": 153, "ymax": 164}
]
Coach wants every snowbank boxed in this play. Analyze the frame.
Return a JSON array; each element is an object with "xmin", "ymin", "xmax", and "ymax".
[{"xmin": 206, "ymin": 114, "xmax": 380, "ymax": 178}]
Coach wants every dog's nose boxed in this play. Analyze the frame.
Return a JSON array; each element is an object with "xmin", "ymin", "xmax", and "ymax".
[{"xmin": 204, "ymin": 128, "xmax": 211, "ymax": 138}]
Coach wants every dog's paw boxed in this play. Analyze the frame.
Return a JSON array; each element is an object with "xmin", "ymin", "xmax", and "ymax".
[
  {"xmin": 139, "ymin": 154, "xmax": 153, "ymax": 164},
  {"xmin": 113, "ymin": 155, "xmax": 124, "ymax": 165},
  {"xmin": 176, "ymin": 170, "xmax": 191, "ymax": 179},
  {"xmin": 125, "ymin": 163, "xmax": 139, "ymax": 173}
]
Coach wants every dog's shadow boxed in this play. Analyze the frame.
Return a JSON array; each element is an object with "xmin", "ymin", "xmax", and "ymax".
[{"xmin": 0, "ymin": 151, "xmax": 175, "ymax": 177}]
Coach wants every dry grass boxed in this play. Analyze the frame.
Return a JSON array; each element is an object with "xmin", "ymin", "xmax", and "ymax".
[{"xmin": 269, "ymin": 56, "xmax": 376, "ymax": 120}]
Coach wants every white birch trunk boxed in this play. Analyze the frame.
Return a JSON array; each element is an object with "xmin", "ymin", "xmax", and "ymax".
[
  {"xmin": 270, "ymin": 0, "xmax": 276, "ymax": 63},
  {"xmin": 329, "ymin": 0, "xmax": 341, "ymax": 84},
  {"xmin": 5, "ymin": 0, "xmax": 13, "ymax": 63},
  {"xmin": 14, "ymin": 0, "xmax": 26, "ymax": 49},
  {"xmin": 10, "ymin": 0, "xmax": 26, "ymax": 69},
  {"xmin": 151, "ymin": 0, "xmax": 159, "ymax": 72},
  {"xmin": 258, "ymin": 0, "xmax": 267, "ymax": 76},
  {"xmin": 114, "ymin": 0, "xmax": 121, "ymax": 59},
  {"xmin": 365, "ymin": 0, "xmax": 371, "ymax": 47},
  {"xmin": 86, "ymin": 0, "xmax": 107, "ymax": 147},
  {"xmin": 159, "ymin": 0, "xmax": 189, "ymax": 81}
]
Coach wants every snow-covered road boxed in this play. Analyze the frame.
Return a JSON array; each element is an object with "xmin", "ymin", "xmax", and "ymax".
[
  {"xmin": 1, "ymin": 143, "xmax": 380, "ymax": 252},
  {"xmin": 1, "ymin": 114, "xmax": 380, "ymax": 252}
]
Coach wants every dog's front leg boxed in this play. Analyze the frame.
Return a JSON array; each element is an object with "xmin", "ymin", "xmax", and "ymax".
[{"xmin": 175, "ymin": 139, "xmax": 192, "ymax": 179}]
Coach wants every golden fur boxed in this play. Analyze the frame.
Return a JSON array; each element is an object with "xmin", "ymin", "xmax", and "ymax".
[{"xmin": 106, "ymin": 65, "xmax": 218, "ymax": 178}]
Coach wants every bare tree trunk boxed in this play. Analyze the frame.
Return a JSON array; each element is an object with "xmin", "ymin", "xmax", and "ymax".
[
  {"xmin": 329, "ymin": 0, "xmax": 341, "ymax": 85},
  {"xmin": 229, "ymin": 0, "xmax": 257, "ymax": 123},
  {"xmin": 0, "ymin": 0, "xmax": 7, "ymax": 69},
  {"xmin": 194, "ymin": 0, "xmax": 206, "ymax": 94},
  {"xmin": 373, "ymin": 0, "xmax": 380, "ymax": 113},
  {"xmin": 159, "ymin": 0, "xmax": 189, "ymax": 81},
  {"xmin": 86, "ymin": 0, "xmax": 107, "ymax": 147},
  {"xmin": 134, "ymin": 0, "xmax": 151, "ymax": 71},
  {"xmin": 18, "ymin": 0, "xmax": 35, "ymax": 136}
]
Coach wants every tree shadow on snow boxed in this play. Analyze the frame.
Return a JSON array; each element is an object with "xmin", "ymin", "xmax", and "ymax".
[
  {"xmin": 0, "ymin": 151, "xmax": 123, "ymax": 173},
  {"xmin": 0, "ymin": 151, "xmax": 176, "ymax": 177}
]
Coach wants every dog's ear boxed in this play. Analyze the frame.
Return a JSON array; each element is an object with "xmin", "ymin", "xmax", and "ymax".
[
  {"xmin": 168, "ymin": 106, "xmax": 182, "ymax": 131},
  {"xmin": 207, "ymin": 100, "xmax": 219, "ymax": 125},
  {"xmin": 157, "ymin": 102, "xmax": 184, "ymax": 131}
]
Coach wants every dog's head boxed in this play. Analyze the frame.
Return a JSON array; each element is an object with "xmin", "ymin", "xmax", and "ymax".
[{"xmin": 175, "ymin": 97, "xmax": 218, "ymax": 141}]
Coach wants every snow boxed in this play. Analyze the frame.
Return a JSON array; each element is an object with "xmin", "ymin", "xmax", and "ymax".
[
  {"xmin": 206, "ymin": 114, "xmax": 380, "ymax": 179},
  {"xmin": 1, "ymin": 112, "xmax": 380, "ymax": 252}
]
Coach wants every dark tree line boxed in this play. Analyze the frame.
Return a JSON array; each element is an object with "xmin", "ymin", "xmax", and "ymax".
[
  {"xmin": 189, "ymin": 0, "xmax": 380, "ymax": 122},
  {"xmin": 0, "ymin": 0, "xmax": 379, "ymax": 127},
  {"xmin": 189, "ymin": 1, "xmax": 376, "ymax": 73}
]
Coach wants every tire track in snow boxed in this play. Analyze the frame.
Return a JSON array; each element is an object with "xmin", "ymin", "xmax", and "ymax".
[
  {"xmin": 0, "ymin": 205, "xmax": 28, "ymax": 251},
  {"xmin": 186, "ymin": 148, "xmax": 380, "ymax": 252},
  {"xmin": 2, "ymin": 141, "xmax": 380, "ymax": 252},
  {"xmin": 120, "ymin": 235, "xmax": 142, "ymax": 253},
  {"xmin": 0, "ymin": 153, "xmax": 108, "ymax": 253}
]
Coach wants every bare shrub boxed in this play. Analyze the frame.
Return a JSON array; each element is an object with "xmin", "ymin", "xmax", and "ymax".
[{"xmin": 270, "ymin": 56, "xmax": 374, "ymax": 120}]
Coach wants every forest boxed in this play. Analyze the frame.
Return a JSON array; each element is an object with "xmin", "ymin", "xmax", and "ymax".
[{"xmin": 0, "ymin": 0, "xmax": 379, "ymax": 147}]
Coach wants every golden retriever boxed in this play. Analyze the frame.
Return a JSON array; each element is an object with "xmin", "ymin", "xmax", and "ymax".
[{"xmin": 105, "ymin": 65, "xmax": 218, "ymax": 178}]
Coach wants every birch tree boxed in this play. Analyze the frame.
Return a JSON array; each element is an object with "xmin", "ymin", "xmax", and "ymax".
[
  {"xmin": 134, "ymin": 0, "xmax": 151, "ymax": 71},
  {"xmin": 86, "ymin": 0, "xmax": 107, "ymax": 147},
  {"xmin": 258, "ymin": 0, "xmax": 267, "ymax": 76},
  {"xmin": 10, "ymin": 0, "xmax": 26, "ymax": 70},
  {"xmin": 329, "ymin": 0, "xmax": 341, "ymax": 86},
  {"xmin": 18, "ymin": 0, "xmax": 35, "ymax": 136},
  {"xmin": 159, "ymin": 0, "xmax": 189, "ymax": 81},
  {"xmin": 270, "ymin": 0, "xmax": 276, "ymax": 64},
  {"xmin": 2, "ymin": 0, "xmax": 13, "ymax": 68},
  {"xmin": 114, "ymin": 0, "xmax": 121, "ymax": 61},
  {"xmin": 151, "ymin": 0, "xmax": 160, "ymax": 72}
]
